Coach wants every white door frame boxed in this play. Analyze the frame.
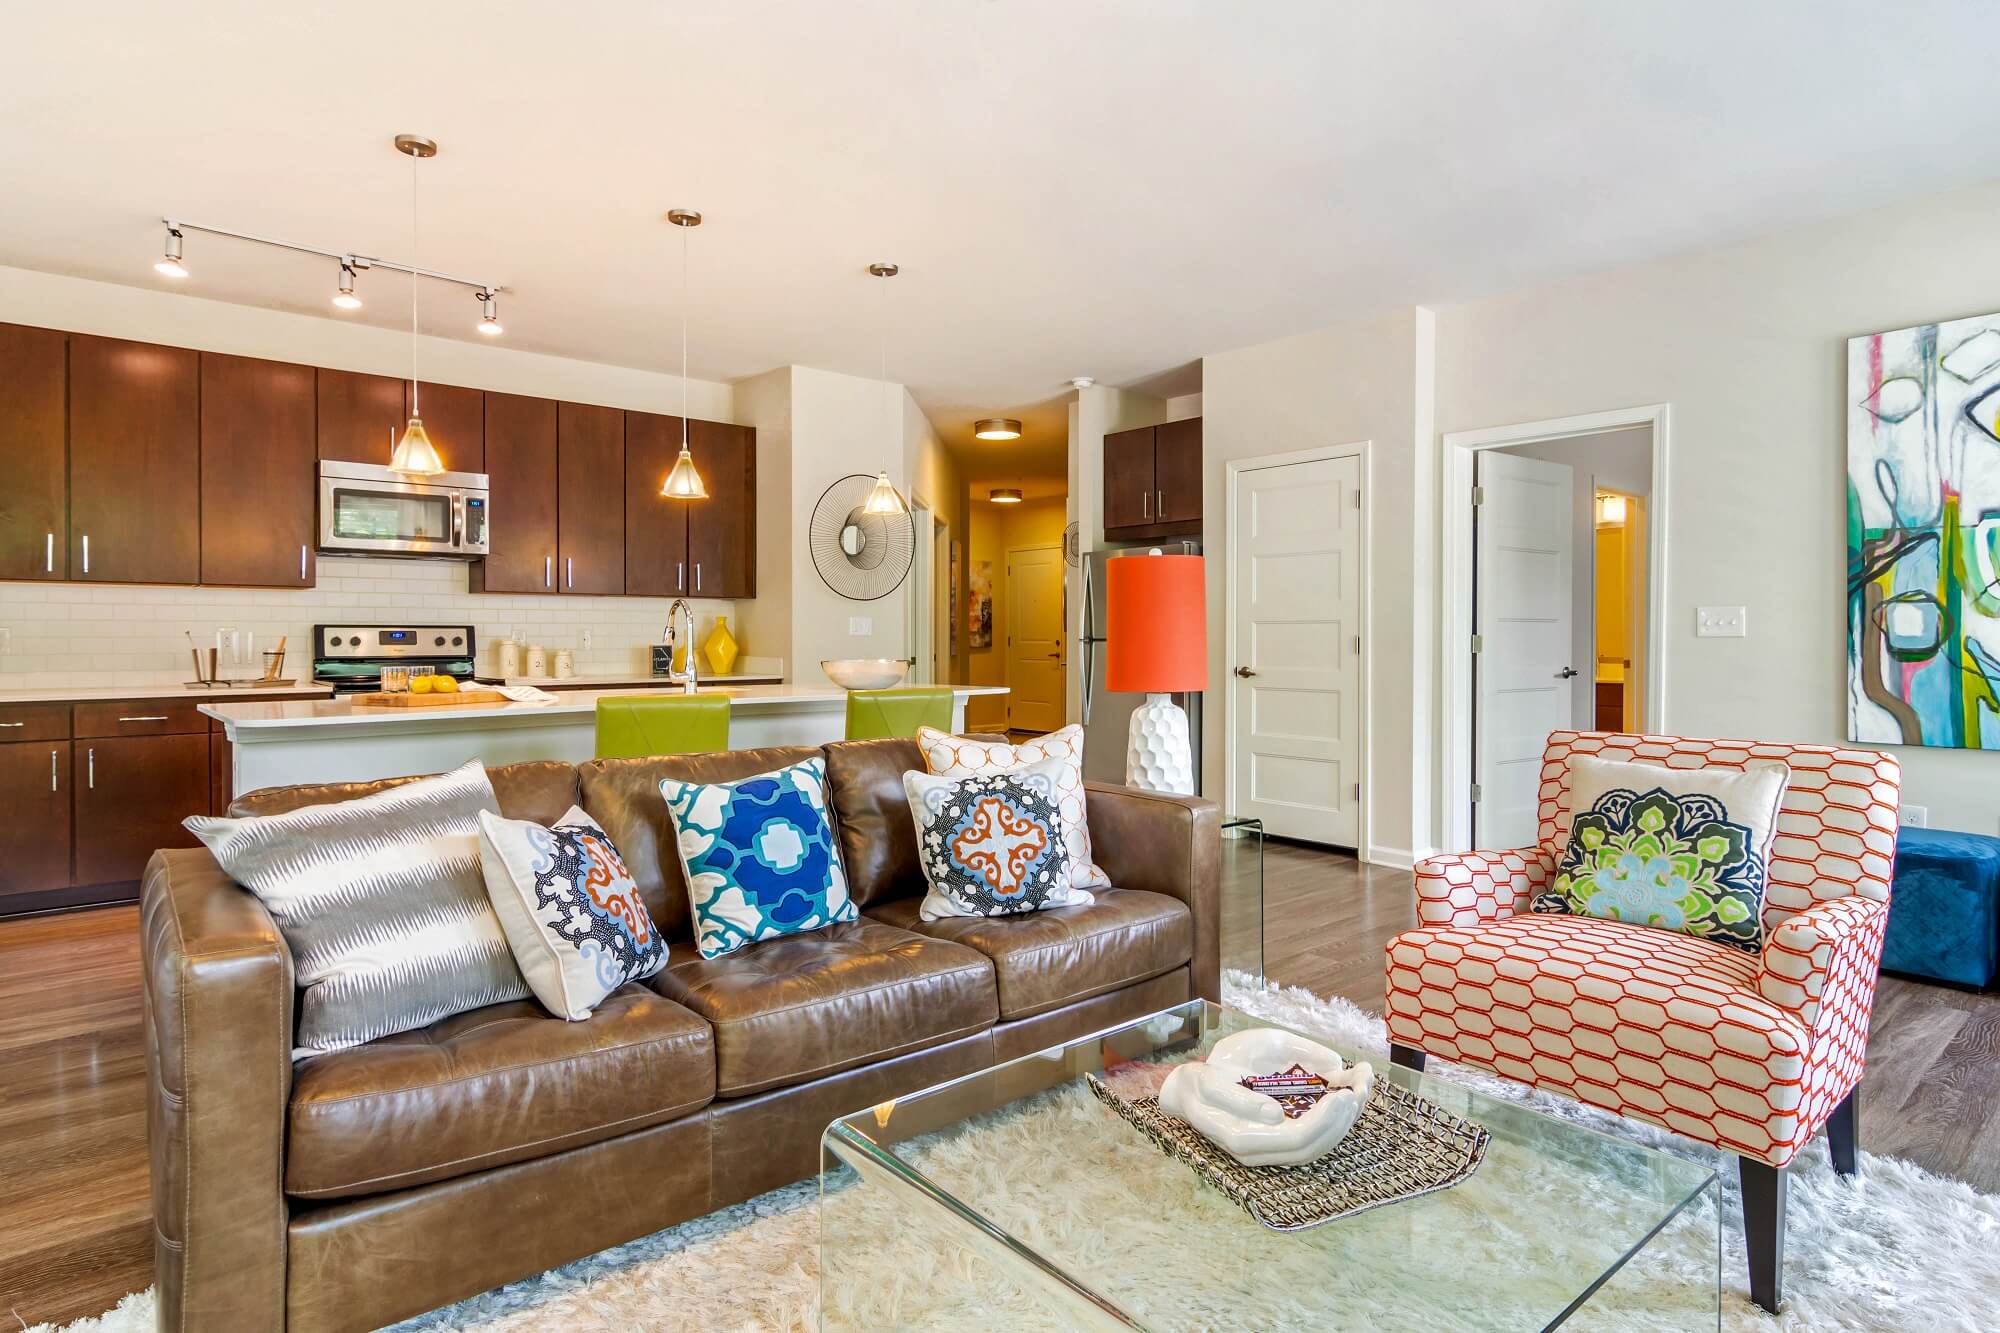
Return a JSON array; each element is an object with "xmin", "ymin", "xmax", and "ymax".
[
  {"xmin": 1223, "ymin": 440, "xmax": 1373, "ymax": 858},
  {"xmin": 1441, "ymin": 404, "xmax": 1670, "ymax": 853}
]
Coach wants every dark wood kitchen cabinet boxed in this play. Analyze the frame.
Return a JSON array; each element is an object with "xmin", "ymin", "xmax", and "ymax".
[
  {"xmin": 71, "ymin": 733, "xmax": 209, "ymax": 891},
  {"xmin": 0, "ymin": 322, "xmax": 68, "ymax": 581},
  {"xmin": 1102, "ymin": 417, "xmax": 1202, "ymax": 540},
  {"xmin": 316, "ymin": 368, "xmax": 408, "ymax": 466},
  {"xmin": 201, "ymin": 352, "xmax": 317, "ymax": 587},
  {"xmin": 556, "ymin": 402, "xmax": 626, "ymax": 595},
  {"xmin": 472, "ymin": 391, "xmax": 561, "ymax": 594},
  {"xmin": 685, "ymin": 419, "xmax": 755, "ymax": 597},
  {"xmin": 407, "ymin": 379, "xmax": 485, "ymax": 473},
  {"xmin": 68, "ymin": 334, "xmax": 202, "ymax": 584},
  {"xmin": 623, "ymin": 412, "xmax": 692, "ymax": 596},
  {"xmin": 0, "ymin": 741, "xmax": 71, "ymax": 902}
]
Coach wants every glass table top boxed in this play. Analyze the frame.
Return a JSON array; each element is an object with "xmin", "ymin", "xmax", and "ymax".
[{"xmin": 820, "ymin": 1000, "xmax": 1719, "ymax": 1330}]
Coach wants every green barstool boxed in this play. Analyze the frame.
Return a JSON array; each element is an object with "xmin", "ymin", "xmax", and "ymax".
[
  {"xmin": 844, "ymin": 686, "xmax": 954, "ymax": 741},
  {"xmin": 594, "ymin": 695, "xmax": 731, "ymax": 759}
]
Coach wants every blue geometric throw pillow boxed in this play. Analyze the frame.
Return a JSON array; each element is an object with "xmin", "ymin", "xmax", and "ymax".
[{"xmin": 659, "ymin": 757, "xmax": 857, "ymax": 959}]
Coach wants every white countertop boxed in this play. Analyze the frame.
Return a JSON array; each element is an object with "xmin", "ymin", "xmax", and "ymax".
[
  {"xmin": 0, "ymin": 681, "xmax": 336, "ymax": 705},
  {"xmin": 500, "ymin": 672, "xmax": 783, "ymax": 688},
  {"xmin": 203, "ymin": 683, "xmax": 1005, "ymax": 732}
]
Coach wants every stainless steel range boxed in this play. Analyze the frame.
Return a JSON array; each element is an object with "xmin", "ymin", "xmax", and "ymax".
[{"xmin": 313, "ymin": 624, "xmax": 479, "ymax": 693}]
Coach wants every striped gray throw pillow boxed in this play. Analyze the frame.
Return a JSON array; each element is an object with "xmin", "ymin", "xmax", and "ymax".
[{"xmin": 186, "ymin": 760, "xmax": 530, "ymax": 1057}]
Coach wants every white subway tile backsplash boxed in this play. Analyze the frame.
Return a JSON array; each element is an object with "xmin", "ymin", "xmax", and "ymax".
[{"xmin": 0, "ymin": 555, "xmax": 745, "ymax": 689}]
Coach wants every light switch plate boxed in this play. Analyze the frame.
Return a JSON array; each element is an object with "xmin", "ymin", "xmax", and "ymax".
[
  {"xmin": 1901, "ymin": 805, "xmax": 1929, "ymax": 828},
  {"xmin": 848, "ymin": 616, "xmax": 873, "ymax": 636},
  {"xmin": 1696, "ymin": 606, "xmax": 1747, "ymax": 638}
]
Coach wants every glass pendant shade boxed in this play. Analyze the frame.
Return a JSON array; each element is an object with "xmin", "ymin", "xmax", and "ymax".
[
  {"xmin": 660, "ymin": 446, "xmax": 709, "ymax": 499},
  {"xmin": 863, "ymin": 470, "xmax": 908, "ymax": 516},
  {"xmin": 389, "ymin": 416, "xmax": 445, "ymax": 476}
]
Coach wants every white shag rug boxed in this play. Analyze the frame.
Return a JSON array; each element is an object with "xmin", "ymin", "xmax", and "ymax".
[{"xmin": 26, "ymin": 972, "xmax": 2000, "ymax": 1333}]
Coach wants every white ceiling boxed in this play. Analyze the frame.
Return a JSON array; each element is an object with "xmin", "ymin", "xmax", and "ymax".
[{"xmin": 6, "ymin": 0, "xmax": 2000, "ymax": 482}]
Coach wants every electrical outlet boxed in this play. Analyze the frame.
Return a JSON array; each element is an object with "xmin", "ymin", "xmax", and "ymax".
[
  {"xmin": 581, "ymin": 629, "xmax": 593, "ymax": 651},
  {"xmin": 1695, "ymin": 606, "xmax": 1747, "ymax": 638},
  {"xmin": 848, "ymin": 616, "xmax": 873, "ymax": 637},
  {"xmin": 1901, "ymin": 804, "xmax": 1928, "ymax": 828}
]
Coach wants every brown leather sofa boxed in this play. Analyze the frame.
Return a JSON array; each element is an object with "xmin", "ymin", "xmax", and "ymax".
[{"xmin": 141, "ymin": 737, "xmax": 1220, "ymax": 1332}]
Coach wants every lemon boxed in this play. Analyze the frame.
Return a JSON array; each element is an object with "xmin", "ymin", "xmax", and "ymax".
[
  {"xmin": 409, "ymin": 675, "xmax": 434, "ymax": 694},
  {"xmin": 432, "ymin": 676, "xmax": 460, "ymax": 694}
]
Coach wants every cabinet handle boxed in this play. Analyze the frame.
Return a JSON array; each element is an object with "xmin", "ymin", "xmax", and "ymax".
[
  {"xmin": 0, "ymin": 722, "xmax": 22, "ymax": 729},
  {"xmin": 87, "ymin": 747, "xmax": 95, "ymax": 789},
  {"xmin": 677, "ymin": 561, "xmax": 685, "ymax": 592},
  {"xmin": 300, "ymin": 544, "xmax": 308, "ymax": 581},
  {"xmin": 81, "ymin": 533, "xmax": 90, "ymax": 574},
  {"xmin": 545, "ymin": 555, "xmax": 553, "ymax": 589},
  {"xmin": 51, "ymin": 749, "xmax": 58, "ymax": 791},
  {"xmin": 695, "ymin": 563, "xmax": 702, "ymax": 591},
  {"xmin": 566, "ymin": 556, "xmax": 574, "ymax": 589},
  {"xmin": 1141, "ymin": 491, "xmax": 1150, "ymax": 519},
  {"xmin": 1157, "ymin": 488, "xmax": 1165, "ymax": 516},
  {"xmin": 45, "ymin": 532, "xmax": 54, "ymax": 573},
  {"xmin": 118, "ymin": 715, "xmax": 170, "ymax": 723}
]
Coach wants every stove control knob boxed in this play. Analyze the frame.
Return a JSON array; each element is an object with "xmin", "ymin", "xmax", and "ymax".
[
  {"xmin": 347, "ymin": 636, "xmax": 362, "ymax": 647},
  {"xmin": 451, "ymin": 636, "xmax": 464, "ymax": 647},
  {"xmin": 434, "ymin": 635, "xmax": 447, "ymax": 647}
]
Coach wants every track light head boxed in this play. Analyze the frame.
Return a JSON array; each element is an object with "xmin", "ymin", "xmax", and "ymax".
[
  {"xmin": 332, "ymin": 261, "xmax": 362, "ymax": 310},
  {"xmin": 476, "ymin": 289, "xmax": 502, "ymax": 335},
  {"xmin": 154, "ymin": 226, "xmax": 188, "ymax": 279}
]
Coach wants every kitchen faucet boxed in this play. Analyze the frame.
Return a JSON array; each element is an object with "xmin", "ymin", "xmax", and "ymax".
[{"xmin": 663, "ymin": 599, "xmax": 699, "ymax": 695}]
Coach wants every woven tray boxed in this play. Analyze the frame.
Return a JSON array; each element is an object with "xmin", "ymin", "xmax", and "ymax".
[{"xmin": 1087, "ymin": 1072, "xmax": 1490, "ymax": 1232}]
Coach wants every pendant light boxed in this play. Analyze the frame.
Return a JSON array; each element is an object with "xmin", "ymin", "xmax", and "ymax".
[
  {"xmin": 863, "ymin": 262, "xmax": 910, "ymax": 517},
  {"xmin": 388, "ymin": 134, "xmax": 445, "ymax": 476},
  {"xmin": 658, "ymin": 209, "xmax": 710, "ymax": 500}
]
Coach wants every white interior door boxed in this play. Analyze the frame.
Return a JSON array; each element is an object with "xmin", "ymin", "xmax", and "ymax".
[
  {"xmin": 1474, "ymin": 450, "xmax": 1575, "ymax": 848},
  {"xmin": 1007, "ymin": 545, "xmax": 1066, "ymax": 733},
  {"xmin": 1230, "ymin": 455, "xmax": 1361, "ymax": 845}
]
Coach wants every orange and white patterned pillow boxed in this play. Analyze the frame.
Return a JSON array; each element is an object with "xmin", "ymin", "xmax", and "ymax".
[{"xmin": 916, "ymin": 724, "xmax": 1110, "ymax": 890}]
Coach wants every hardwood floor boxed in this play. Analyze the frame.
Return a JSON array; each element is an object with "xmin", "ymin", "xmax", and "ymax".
[{"xmin": 1, "ymin": 845, "xmax": 1996, "ymax": 1327}]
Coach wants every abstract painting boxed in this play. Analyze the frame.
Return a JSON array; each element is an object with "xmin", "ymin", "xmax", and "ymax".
[
  {"xmin": 968, "ymin": 560, "xmax": 993, "ymax": 650},
  {"xmin": 1848, "ymin": 312, "xmax": 2000, "ymax": 748}
]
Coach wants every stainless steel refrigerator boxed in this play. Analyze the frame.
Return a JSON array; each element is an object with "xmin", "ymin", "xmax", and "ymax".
[{"xmin": 1078, "ymin": 539, "xmax": 1203, "ymax": 791}]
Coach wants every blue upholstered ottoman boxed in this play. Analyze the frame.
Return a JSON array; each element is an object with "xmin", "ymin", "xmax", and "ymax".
[{"xmin": 1882, "ymin": 827, "xmax": 2000, "ymax": 989}]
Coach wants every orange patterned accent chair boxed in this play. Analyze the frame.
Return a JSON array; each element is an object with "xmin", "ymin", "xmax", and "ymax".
[{"xmin": 1385, "ymin": 731, "xmax": 1900, "ymax": 1313}]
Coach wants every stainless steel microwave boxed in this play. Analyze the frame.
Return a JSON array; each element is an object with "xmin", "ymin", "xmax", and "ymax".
[{"xmin": 318, "ymin": 460, "xmax": 490, "ymax": 559}]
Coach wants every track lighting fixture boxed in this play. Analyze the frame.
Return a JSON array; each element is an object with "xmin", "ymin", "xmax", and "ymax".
[
  {"xmin": 332, "ymin": 261, "xmax": 362, "ymax": 310},
  {"xmin": 477, "ymin": 289, "xmax": 502, "ymax": 335},
  {"xmin": 155, "ymin": 226, "xmax": 187, "ymax": 278}
]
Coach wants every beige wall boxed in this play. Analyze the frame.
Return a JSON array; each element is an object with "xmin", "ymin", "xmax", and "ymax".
[
  {"xmin": 1435, "ymin": 180, "xmax": 2000, "ymax": 836},
  {"xmin": 906, "ymin": 387, "xmax": 968, "ymax": 687},
  {"xmin": 731, "ymin": 367, "xmax": 796, "ymax": 673}
]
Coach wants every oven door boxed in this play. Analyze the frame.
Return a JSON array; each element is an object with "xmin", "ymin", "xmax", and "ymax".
[{"xmin": 320, "ymin": 472, "xmax": 463, "ymax": 556}]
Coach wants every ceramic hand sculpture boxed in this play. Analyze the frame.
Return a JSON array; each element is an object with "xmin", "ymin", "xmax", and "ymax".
[{"xmin": 1159, "ymin": 1028, "xmax": 1374, "ymax": 1167}]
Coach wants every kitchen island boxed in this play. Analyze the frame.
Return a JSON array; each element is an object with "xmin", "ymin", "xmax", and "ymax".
[{"xmin": 202, "ymin": 684, "xmax": 1007, "ymax": 799}]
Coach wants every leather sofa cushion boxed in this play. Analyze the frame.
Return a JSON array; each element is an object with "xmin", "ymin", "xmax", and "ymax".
[
  {"xmin": 822, "ymin": 735, "xmax": 1007, "ymax": 907},
  {"xmin": 650, "ymin": 918, "xmax": 997, "ymax": 1096},
  {"xmin": 230, "ymin": 759, "xmax": 580, "ymax": 825},
  {"xmin": 285, "ymin": 985, "xmax": 714, "ymax": 1200},
  {"xmin": 578, "ymin": 746, "xmax": 821, "ymax": 936},
  {"xmin": 868, "ymin": 889, "xmax": 1193, "ymax": 1020}
]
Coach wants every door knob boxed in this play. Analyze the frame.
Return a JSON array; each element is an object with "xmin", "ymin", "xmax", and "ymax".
[
  {"xmin": 1234, "ymin": 666, "xmax": 1256, "ymax": 678},
  {"xmin": 1557, "ymin": 667, "xmax": 1580, "ymax": 679}
]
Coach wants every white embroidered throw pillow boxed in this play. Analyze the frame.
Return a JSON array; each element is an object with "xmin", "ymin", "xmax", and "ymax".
[{"xmin": 916, "ymin": 724, "xmax": 1110, "ymax": 890}]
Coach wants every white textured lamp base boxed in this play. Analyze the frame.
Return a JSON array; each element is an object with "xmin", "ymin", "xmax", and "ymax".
[{"xmin": 1126, "ymin": 693, "xmax": 1195, "ymax": 795}]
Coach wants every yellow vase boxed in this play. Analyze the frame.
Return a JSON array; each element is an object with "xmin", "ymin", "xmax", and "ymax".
[{"xmin": 702, "ymin": 615, "xmax": 740, "ymax": 677}]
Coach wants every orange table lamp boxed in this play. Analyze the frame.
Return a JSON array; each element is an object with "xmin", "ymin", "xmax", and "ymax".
[{"xmin": 1105, "ymin": 550, "xmax": 1206, "ymax": 793}]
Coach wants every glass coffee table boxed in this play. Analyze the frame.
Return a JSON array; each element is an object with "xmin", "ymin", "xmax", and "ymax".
[{"xmin": 820, "ymin": 1001, "xmax": 1719, "ymax": 1330}]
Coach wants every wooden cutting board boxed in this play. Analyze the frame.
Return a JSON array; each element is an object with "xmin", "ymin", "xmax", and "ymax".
[{"xmin": 349, "ymin": 689, "xmax": 512, "ymax": 708}]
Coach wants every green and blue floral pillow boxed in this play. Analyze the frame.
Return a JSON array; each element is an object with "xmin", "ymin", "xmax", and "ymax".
[
  {"xmin": 659, "ymin": 757, "xmax": 857, "ymax": 959},
  {"xmin": 1531, "ymin": 756, "xmax": 1789, "ymax": 955}
]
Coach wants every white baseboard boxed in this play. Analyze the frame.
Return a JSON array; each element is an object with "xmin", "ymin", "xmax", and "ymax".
[{"xmin": 1362, "ymin": 845, "xmax": 1438, "ymax": 871}]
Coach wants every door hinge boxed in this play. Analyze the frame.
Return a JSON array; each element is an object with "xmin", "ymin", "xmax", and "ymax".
[
  {"xmin": 1471, "ymin": 485, "xmax": 1486, "ymax": 506},
  {"xmin": 1352, "ymin": 634, "xmax": 1362, "ymax": 655},
  {"xmin": 1471, "ymin": 783, "xmax": 1483, "ymax": 802},
  {"xmin": 1353, "ymin": 489, "xmax": 1363, "ymax": 509},
  {"xmin": 1352, "ymin": 783, "xmax": 1361, "ymax": 800},
  {"xmin": 1470, "ymin": 634, "xmax": 1484, "ymax": 654}
]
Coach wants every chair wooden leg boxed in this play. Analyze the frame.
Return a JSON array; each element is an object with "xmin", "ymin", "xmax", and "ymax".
[
  {"xmin": 1739, "ymin": 1157, "xmax": 1788, "ymax": 1314},
  {"xmin": 1826, "ymin": 1086, "xmax": 1860, "ymax": 1177},
  {"xmin": 1389, "ymin": 1042, "xmax": 1426, "ymax": 1073}
]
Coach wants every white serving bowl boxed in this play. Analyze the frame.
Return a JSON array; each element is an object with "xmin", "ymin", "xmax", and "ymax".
[
  {"xmin": 1159, "ymin": 1028, "xmax": 1374, "ymax": 1167},
  {"xmin": 820, "ymin": 658, "xmax": 911, "ymax": 691}
]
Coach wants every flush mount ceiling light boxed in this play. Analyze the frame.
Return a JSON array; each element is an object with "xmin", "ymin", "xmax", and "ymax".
[
  {"xmin": 658, "ymin": 209, "xmax": 709, "ymax": 500},
  {"xmin": 155, "ymin": 226, "xmax": 187, "ymax": 278},
  {"xmin": 476, "ymin": 288, "xmax": 502, "ymax": 335},
  {"xmin": 989, "ymin": 487, "xmax": 1024, "ymax": 504},
  {"xmin": 974, "ymin": 418, "xmax": 1022, "ymax": 441},
  {"xmin": 862, "ymin": 262, "xmax": 911, "ymax": 518},
  {"xmin": 332, "ymin": 260, "xmax": 362, "ymax": 310},
  {"xmin": 388, "ymin": 133, "xmax": 446, "ymax": 477},
  {"xmin": 1596, "ymin": 493, "xmax": 1628, "ymax": 526}
]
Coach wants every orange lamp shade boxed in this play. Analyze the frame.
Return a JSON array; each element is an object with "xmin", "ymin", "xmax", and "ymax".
[{"xmin": 1105, "ymin": 552, "xmax": 1207, "ymax": 693}]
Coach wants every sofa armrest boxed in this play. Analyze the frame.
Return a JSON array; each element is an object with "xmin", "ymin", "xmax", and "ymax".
[
  {"xmin": 142, "ymin": 847, "xmax": 294, "ymax": 1332},
  {"xmin": 1758, "ymin": 896, "xmax": 1890, "ymax": 1039},
  {"xmin": 1413, "ymin": 847, "xmax": 1554, "ymax": 927},
  {"xmin": 1084, "ymin": 782, "xmax": 1222, "ymax": 1001}
]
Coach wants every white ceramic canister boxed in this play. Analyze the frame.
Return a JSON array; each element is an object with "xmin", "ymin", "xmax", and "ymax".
[
  {"xmin": 553, "ymin": 649, "xmax": 576, "ymax": 679},
  {"xmin": 524, "ymin": 644, "xmax": 548, "ymax": 678},
  {"xmin": 494, "ymin": 638, "xmax": 522, "ymax": 678}
]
